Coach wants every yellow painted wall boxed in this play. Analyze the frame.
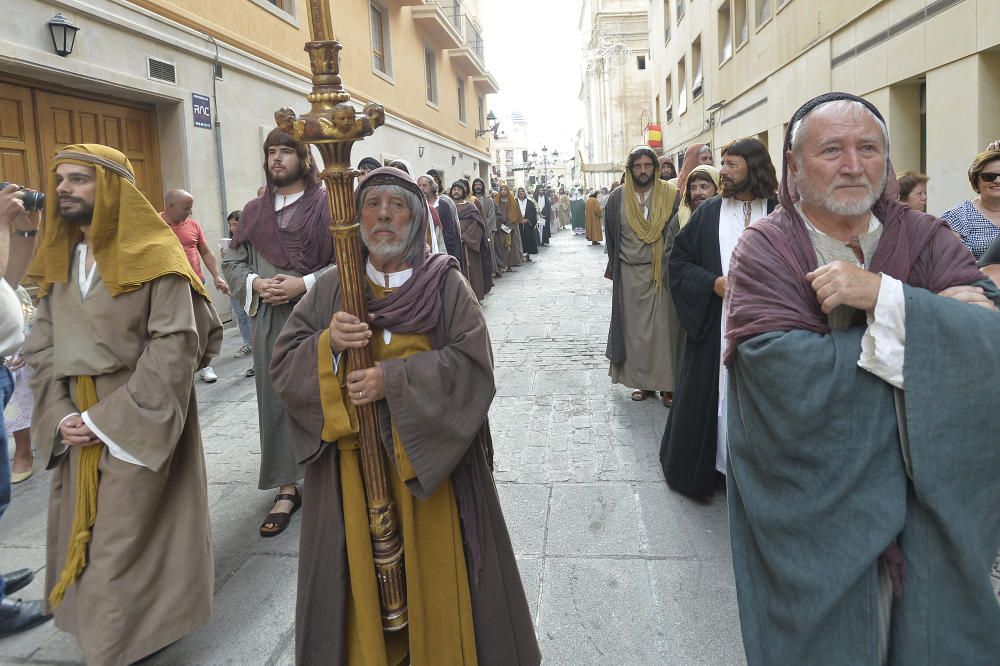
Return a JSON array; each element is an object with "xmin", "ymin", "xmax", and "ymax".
[{"xmin": 132, "ymin": 0, "xmax": 486, "ymax": 151}]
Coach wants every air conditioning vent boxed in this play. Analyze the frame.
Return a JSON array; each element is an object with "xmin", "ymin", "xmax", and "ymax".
[{"xmin": 147, "ymin": 57, "xmax": 177, "ymax": 84}]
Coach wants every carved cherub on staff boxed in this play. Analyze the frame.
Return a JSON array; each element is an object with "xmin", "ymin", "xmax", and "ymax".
[{"xmin": 275, "ymin": 102, "xmax": 385, "ymax": 143}]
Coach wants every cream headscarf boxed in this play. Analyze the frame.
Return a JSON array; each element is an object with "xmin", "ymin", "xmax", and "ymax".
[{"xmin": 621, "ymin": 146, "xmax": 678, "ymax": 292}]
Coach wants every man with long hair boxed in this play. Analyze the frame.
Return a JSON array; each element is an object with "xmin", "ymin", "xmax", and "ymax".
[
  {"xmin": 223, "ymin": 128, "xmax": 335, "ymax": 537},
  {"xmin": 603, "ymin": 146, "xmax": 682, "ymax": 407},
  {"xmin": 660, "ymin": 138, "xmax": 777, "ymax": 498}
]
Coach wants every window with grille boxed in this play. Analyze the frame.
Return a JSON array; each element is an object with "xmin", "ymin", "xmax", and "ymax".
[
  {"xmin": 691, "ymin": 36, "xmax": 703, "ymax": 99},
  {"xmin": 719, "ymin": 1, "xmax": 733, "ymax": 62},
  {"xmin": 677, "ymin": 58, "xmax": 687, "ymax": 115},
  {"xmin": 757, "ymin": 0, "xmax": 772, "ymax": 24},
  {"xmin": 424, "ymin": 47, "xmax": 438, "ymax": 103},
  {"xmin": 370, "ymin": 3, "xmax": 391, "ymax": 76},
  {"xmin": 736, "ymin": 0, "xmax": 749, "ymax": 45},
  {"xmin": 665, "ymin": 75, "xmax": 674, "ymax": 122},
  {"xmin": 457, "ymin": 78, "xmax": 467, "ymax": 123}
]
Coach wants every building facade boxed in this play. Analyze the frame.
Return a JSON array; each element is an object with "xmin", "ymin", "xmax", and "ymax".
[
  {"xmin": 578, "ymin": 0, "xmax": 650, "ymax": 189},
  {"xmin": 648, "ymin": 0, "xmax": 1000, "ymax": 213},
  {"xmin": 1, "ymin": 0, "xmax": 499, "ymax": 311}
]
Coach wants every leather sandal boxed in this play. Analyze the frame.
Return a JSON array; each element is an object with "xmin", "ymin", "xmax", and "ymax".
[
  {"xmin": 661, "ymin": 391, "xmax": 673, "ymax": 408},
  {"xmin": 631, "ymin": 389, "xmax": 655, "ymax": 401},
  {"xmin": 259, "ymin": 487, "xmax": 302, "ymax": 538}
]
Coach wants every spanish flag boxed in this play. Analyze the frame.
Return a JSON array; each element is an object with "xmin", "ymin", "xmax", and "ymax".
[{"xmin": 645, "ymin": 124, "xmax": 663, "ymax": 148}]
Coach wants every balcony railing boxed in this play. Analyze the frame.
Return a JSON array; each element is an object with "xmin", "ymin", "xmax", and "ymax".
[
  {"xmin": 428, "ymin": 0, "xmax": 463, "ymax": 33},
  {"xmin": 465, "ymin": 17, "xmax": 484, "ymax": 64}
]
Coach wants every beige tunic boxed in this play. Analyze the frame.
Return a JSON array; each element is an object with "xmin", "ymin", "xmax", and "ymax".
[
  {"xmin": 26, "ymin": 260, "xmax": 222, "ymax": 666},
  {"xmin": 609, "ymin": 215, "xmax": 677, "ymax": 391}
]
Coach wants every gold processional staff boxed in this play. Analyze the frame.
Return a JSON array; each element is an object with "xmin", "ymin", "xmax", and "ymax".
[{"xmin": 275, "ymin": 0, "xmax": 407, "ymax": 631}]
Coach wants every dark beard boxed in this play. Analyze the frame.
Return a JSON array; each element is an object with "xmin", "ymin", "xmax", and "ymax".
[
  {"xmin": 60, "ymin": 200, "xmax": 94, "ymax": 226},
  {"xmin": 270, "ymin": 164, "xmax": 305, "ymax": 188},
  {"xmin": 473, "ymin": 188, "xmax": 484, "ymax": 196},
  {"xmin": 631, "ymin": 172, "xmax": 652, "ymax": 188},
  {"xmin": 721, "ymin": 176, "xmax": 750, "ymax": 198}
]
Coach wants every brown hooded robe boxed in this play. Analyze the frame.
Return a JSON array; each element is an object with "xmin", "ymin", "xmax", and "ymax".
[{"xmin": 270, "ymin": 267, "xmax": 540, "ymax": 666}]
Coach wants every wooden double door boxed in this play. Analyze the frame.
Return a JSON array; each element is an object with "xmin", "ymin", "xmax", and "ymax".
[{"xmin": 0, "ymin": 81, "xmax": 163, "ymax": 210}]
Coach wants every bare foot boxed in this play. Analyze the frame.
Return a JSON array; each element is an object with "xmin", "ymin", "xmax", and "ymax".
[{"xmin": 12, "ymin": 429, "xmax": 32, "ymax": 474}]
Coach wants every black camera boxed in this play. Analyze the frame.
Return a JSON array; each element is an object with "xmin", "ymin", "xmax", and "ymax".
[{"xmin": 0, "ymin": 183, "xmax": 45, "ymax": 212}]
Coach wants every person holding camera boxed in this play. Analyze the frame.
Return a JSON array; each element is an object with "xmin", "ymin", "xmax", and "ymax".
[{"xmin": 0, "ymin": 182, "xmax": 50, "ymax": 637}]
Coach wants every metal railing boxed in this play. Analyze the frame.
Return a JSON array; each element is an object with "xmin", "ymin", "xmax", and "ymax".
[
  {"xmin": 428, "ymin": 0, "xmax": 463, "ymax": 32},
  {"xmin": 465, "ymin": 17, "xmax": 484, "ymax": 63}
]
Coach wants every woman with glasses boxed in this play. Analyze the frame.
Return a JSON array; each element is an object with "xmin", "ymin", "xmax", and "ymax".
[{"xmin": 941, "ymin": 149, "xmax": 1000, "ymax": 260}]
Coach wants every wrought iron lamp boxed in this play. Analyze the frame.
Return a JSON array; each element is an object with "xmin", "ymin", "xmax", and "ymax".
[{"xmin": 475, "ymin": 110, "xmax": 499, "ymax": 138}]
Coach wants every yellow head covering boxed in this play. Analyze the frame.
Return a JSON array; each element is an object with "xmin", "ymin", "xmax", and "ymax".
[
  {"xmin": 622, "ymin": 146, "xmax": 678, "ymax": 292},
  {"xmin": 27, "ymin": 144, "xmax": 208, "ymax": 300}
]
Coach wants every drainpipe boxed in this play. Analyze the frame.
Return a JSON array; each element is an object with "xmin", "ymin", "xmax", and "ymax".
[{"xmin": 207, "ymin": 34, "xmax": 229, "ymax": 234}]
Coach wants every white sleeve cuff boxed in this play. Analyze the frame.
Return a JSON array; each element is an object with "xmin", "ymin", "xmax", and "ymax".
[
  {"xmin": 82, "ymin": 411, "xmax": 146, "ymax": 468},
  {"xmin": 58, "ymin": 413, "xmax": 81, "ymax": 429},
  {"xmin": 859, "ymin": 274, "xmax": 906, "ymax": 389},
  {"xmin": 303, "ymin": 272, "xmax": 317, "ymax": 293},
  {"xmin": 244, "ymin": 273, "xmax": 259, "ymax": 316}
]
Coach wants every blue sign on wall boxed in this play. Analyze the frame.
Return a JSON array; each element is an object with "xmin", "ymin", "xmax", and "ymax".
[{"xmin": 193, "ymin": 93, "xmax": 212, "ymax": 129}]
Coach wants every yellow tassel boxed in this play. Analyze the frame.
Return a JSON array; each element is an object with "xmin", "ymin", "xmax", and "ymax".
[{"xmin": 49, "ymin": 376, "xmax": 102, "ymax": 609}]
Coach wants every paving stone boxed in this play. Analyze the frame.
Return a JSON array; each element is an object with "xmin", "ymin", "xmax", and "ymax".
[
  {"xmin": 546, "ymin": 483, "xmax": 641, "ymax": 557},
  {"xmin": 651, "ymin": 559, "xmax": 747, "ymax": 665},
  {"xmin": 495, "ymin": 483, "xmax": 549, "ymax": 555},
  {"xmin": 147, "ymin": 555, "xmax": 297, "ymax": 666},
  {"xmin": 537, "ymin": 558, "xmax": 666, "ymax": 665}
]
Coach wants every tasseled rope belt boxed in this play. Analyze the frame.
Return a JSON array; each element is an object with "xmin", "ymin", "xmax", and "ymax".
[{"xmin": 49, "ymin": 376, "xmax": 102, "ymax": 608}]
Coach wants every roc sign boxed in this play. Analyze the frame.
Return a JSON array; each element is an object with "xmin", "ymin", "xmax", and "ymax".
[{"xmin": 192, "ymin": 93, "xmax": 212, "ymax": 129}]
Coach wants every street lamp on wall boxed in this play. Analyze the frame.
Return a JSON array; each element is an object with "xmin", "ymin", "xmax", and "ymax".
[
  {"xmin": 418, "ymin": 145, "xmax": 425, "ymax": 158},
  {"xmin": 47, "ymin": 13, "xmax": 80, "ymax": 57},
  {"xmin": 475, "ymin": 110, "xmax": 499, "ymax": 139}
]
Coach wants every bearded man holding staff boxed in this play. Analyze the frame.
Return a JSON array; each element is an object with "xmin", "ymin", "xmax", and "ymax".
[
  {"xmin": 725, "ymin": 93, "xmax": 1000, "ymax": 665},
  {"xmin": 270, "ymin": 167, "xmax": 539, "ymax": 665},
  {"xmin": 25, "ymin": 144, "xmax": 222, "ymax": 665}
]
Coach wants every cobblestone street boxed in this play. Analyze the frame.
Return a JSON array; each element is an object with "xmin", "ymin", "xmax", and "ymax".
[{"xmin": 1, "ymin": 228, "xmax": 745, "ymax": 665}]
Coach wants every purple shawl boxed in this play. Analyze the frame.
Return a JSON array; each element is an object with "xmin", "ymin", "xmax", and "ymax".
[
  {"xmin": 355, "ymin": 167, "xmax": 459, "ymax": 334},
  {"xmin": 724, "ymin": 92, "xmax": 984, "ymax": 367},
  {"xmin": 231, "ymin": 160, "xmax": 334, "ymax": 274}
]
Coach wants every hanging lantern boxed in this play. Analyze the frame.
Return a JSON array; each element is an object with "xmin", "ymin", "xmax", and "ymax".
[{"xmin": 47, "ymin": 13, "xmax": 80, "ymax": 57}]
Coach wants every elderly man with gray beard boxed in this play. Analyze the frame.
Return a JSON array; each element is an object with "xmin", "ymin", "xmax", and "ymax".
[
  {"xmin": 270, "ymin": 167, "xmax": 539, "ymax": 665},
  {"xmin": 724, "ymin": 93, "xmax": 1000, "ymax": 666}
]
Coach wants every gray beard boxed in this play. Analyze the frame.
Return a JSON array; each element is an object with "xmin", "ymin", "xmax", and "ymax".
[{"xmin": 797, "ymin": 173, "xmax": 885, "ymax": 217}]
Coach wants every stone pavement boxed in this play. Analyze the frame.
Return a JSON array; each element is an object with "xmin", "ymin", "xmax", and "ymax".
[{"xmin": 0, "ymin": 227, "xmax": 746, "ymax": 665}]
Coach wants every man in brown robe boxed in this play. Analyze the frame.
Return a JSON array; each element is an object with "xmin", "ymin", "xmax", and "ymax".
[
  {"xmin": 450, "ymin": 179, "xmax": 491, "ymax": 301},
  {"xmin": 270, "ymin": 167, "xmax": 539, "ymax": 666},
  {"xmin": 493, "ymin": 184, "xmax": 523, "ymax": 268},
  {"xmin": 604, "ymin": 146, "xmax": 681, "ymax": 407},
  {"xmin": 25, "ymin": 144, "xmax": 222, "ymax": 665}
]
